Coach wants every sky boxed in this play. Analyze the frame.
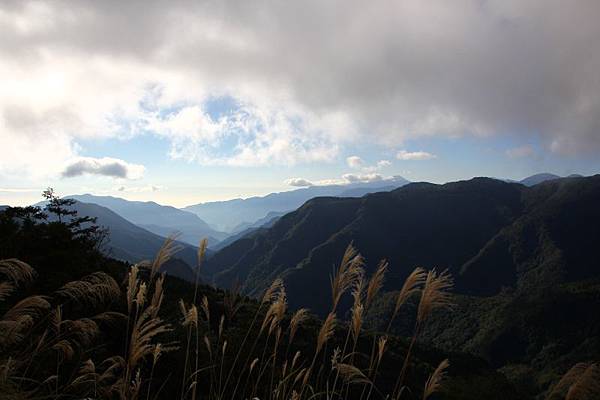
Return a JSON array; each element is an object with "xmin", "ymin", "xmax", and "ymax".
[{"xmin": 1, "ymin": 0, "xmax": 599, "ymax": 207}]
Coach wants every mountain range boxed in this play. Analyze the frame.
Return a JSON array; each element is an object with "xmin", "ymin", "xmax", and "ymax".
[
  {"xmin": 205, "ymin": 174, "xmax": 598, "ymax": 311},
  {"xmin": 54, "ymin": 200, "xmax": 201, "ymax": 281},
  {"xmin": 183, "ymin": 176, "xmax": 410, "ymax": 232},
  {"xmin": 67, "ymin": 194, "xmax": 227, "ymax": 246},
  {"xmin": 202, "ymin": 173, "xmax": 600, "ymax": 396}
]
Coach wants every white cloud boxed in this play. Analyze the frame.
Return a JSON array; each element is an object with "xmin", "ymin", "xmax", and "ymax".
[
  {"xmin": 346, "ymin": 156, "xmax": 364, "ymax": 169},
  {"xmin": 342, "ymin": 173, "xmax": 384, "ymax": 184},
  {"xmin": 506, "ymin": 144, "xmax": 535, "ymax": 158},
  {"xmin": 288, "ymin": 172, "xmax": 397, "ymax": 186},
  {"xmin": 148, "ymin": 102, "xmax": 341, "ymax": 166},
  {"xmin": 284, "ymin": 178, "xmax": 314, "ymax": 187},
  {"xmin": 396, "ymin": 150, "xmax": 437, "ymax": 161},
  {"xmin": 377, "ymin": 160, "xmax": 391, "ymax": 168},
  {"xmin": 115, "ymin": 184, "xmax": 164, "ymax": 193},
  {"xmin": 1, "ymin": 0, "xmax": 600, "ymax": 181},
  {"xmin": 62, "ymin": 157, "xmax": 145, "ymax": 179}
]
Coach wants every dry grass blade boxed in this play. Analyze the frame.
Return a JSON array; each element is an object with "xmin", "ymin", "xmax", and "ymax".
[
  {"xmin": 204, "ymin": 336, "xmax": 212, "ymax": 357},
  {"xmin": 52, "ymin": 339, "xmax": 75, "ymax": 361},
  {"xmin": 417, "ymin": 269, "xmax": 454, "ymax": 325},
  {"xmin": 3, "ymin": 295, "xmax": 50, "ymax": 321},
  {"xmin": 126, "ymin": 265, "xmax": 140, "ymax": 313},
  {"xmin": 377, "ymin": 336, "xmax": 388, "ymax": 365},
  {"xmin": 365, "ymin": 260, "xmax": 387, "ymax": 311},
  {"xmin": 336, "ymin": 363, "xmax": 371, "ymax": 385},
  {"xmin": 147, "ymin": 233, "xmax": 183, "ymax": 281},
  {"xmin": 289, "ymin": 308, "xmax": 309, "ymax": 344},
  {"xmin": 200, "ymin": 295, "xmax": 210, "ymax": 323},
  {"xmin": 0, "ymin": 258, "xmax": 35, "ymax": 286},
  {"xmin": 62, "ymin": 318, "xmax": 100, "ymax": 347},
  {"xmin": 547, "ymin": 363, "xmax": 600, "ymax": 400},
  {"xmin": 423, "ymin": 359, "xmax": 450, "ymax": 400},
  {"xmin": 57, "ymin": 272, "xmax": 120, "ymax": 308},
  {"xmin": 261, "ymin": 285, "xmax": 287, "ymax": 334},
  {"xmin": 128, "ymin": 310, "xmax": 172, "ymax": 370},
  {"xmin": 566, "ymin": 363, "xmax": 600, "ymax": 399},
  {"xmin": 351, "ymin": 303, "xmax": 364, "ymax": 341},
  {"xmin": 79, "ymin": 359, "xmax": 96, "ymax": 375},
  {"xmin": 316, "ymin": 312, "xmax": 336, "ymax": 355},
  {"xmin": 394, "ymin": 267, "xmax": 427, "ymax": 317},
  {"xmin": 249, "ymin": 358, "xmax": 259, "ymax": 373},
  {"xmin": 0, "ymin": 281, "xmax": 15, "ymax": 301},
  {"xmin": 136, "ymin": 282, "xmax": 147, "ymax": 309},
  {"xmin": 262, "ymin": 278, "xmax": 284, "ymax": 304},
  {"xmin": 179, "ymin": 300, "xmax": 198, "ymax": 327},
  {"xmin": 331, "ymin": 243, "xmax": 365, "ymax": 312},
  {"xmin": 150, "ymin": 274, "xmax": 165, "ymax": 318},
  {"xmin": 0, "ymin": 315, "xmax": 34, "ymax": 347}
]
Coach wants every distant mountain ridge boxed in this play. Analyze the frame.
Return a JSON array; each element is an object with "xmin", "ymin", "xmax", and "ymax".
[
  {"xmin": 68, "ymin": 194, "xmax": 227, "ymax": 246},
  {"xmin": 203, "ymin": 174, "xmax": 600, "ymax": 395},
  {"xmin": 48, "ymin": 200, "xmax": 201, "ymax": 281},
  {"xmin": 183, "ymin": 176, "xmax": 410, "ymax": 232},
  {"xmin": 502, "ymin": 172, "xmax": 584, "ymax": 187},
  {"xmin": 205, "ymin": 174, "xmax": 598, "ymax": 312}
]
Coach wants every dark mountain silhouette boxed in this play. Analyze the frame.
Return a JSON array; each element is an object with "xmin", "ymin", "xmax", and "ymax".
[
  {"xmin": 209, "ymin": 174, "xmax": 600, "ymax": 312},
  {"xmin": 338, "ymin": 184, "xmax": 397, "ymax": 197},
  {"xmin": 206, "ymin": 177, "xmax": 527, "ymax": 311},
  {"xmin": 54, "ymin": 200, "xmax": 200, "ymax": 281},
  {"xmin": 183, "ymin": 177, "xmax": 409, "ymax": 232},
  {"xmin": 205, "ymin": 174, "xmax": 600, "ymax": 396},
  {"xmin": 68, "ymin": 194, "xmax": 226, "ymax": 246}
]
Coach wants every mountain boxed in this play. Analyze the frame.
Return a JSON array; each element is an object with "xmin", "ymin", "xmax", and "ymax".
[
  {"xmin": 183, "ymin": 177, "xmax": 409, "ymax": 232},
  {"xmin": 50, "ymin": 200, "xmax": 200, "ymax": 281},
  {"xmin": 518, "ymin": 173, "xmax": 561, "ymax": 186},
  {"xmin": 205, "ymin": 177, "xmax": 526, "ymax": 310},
  {"xmin": 230, "ymin": 211, "xmax": 285, "ymax": 234},
  {"xmin": 207, "ymin": 174, "xmax": 600, "ymax": 312},
  {"xmin": 211, "ymin": 211, "xmax": 283, "ymax": 252},
  {"xmin": 205, "ymin": 175, "xmax": 600, "ymax": 396},
  {"xmin": 338, "ymin": 185, "xmax": 397, "ymax": 197},
  {"xmin": 68, "ymin": 194, "xmax": 227, "ymax": 246}
]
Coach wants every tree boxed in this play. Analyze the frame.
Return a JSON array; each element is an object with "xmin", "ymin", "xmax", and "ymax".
[
  {"xmin": 42, "ymin": 187, "xmax": 77, "ymax": 223},
  {"xmin": 41, "ymin": 188, "xmax": 106, "ymax": 246}
]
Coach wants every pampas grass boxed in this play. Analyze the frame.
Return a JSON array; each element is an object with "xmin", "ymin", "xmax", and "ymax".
[
  {"xmin": 394, "ymin": 268, "xmax": 454, "ymax": 398},
  {"xmin": 0, "ymin": 259, "xmax": 35, "ymax": 300},
  {"xmin": 147, "ymin": 233, "xmax": 183, "ymax": 282},
  {"xmin": 0, "ymin": 259, "xmax": 35, "ymax": 286},
  {"xmin": 330, "ymin": 244, "xmax": 364, "ymax": 312},
  {"xmin": 365, "ymin": 260, "xmax": 387, "ymax": 311},
  {"xmin": 57, "ymin": 272, "xmax": 120, "ymax": 308},
  {"xmin": 423, "ymin": 359, "xmax": 449, "ymax": 400},
  {"xmin": 0, "ymin": 240, "xmax": 455, "ymax": 400},
  {"xmin": 547, "ymin": 363, "xmax": 600, "ymax": 400},
  {"xmin": 289, "ymin": 308, "xmax": 309, "ymax": 345}
]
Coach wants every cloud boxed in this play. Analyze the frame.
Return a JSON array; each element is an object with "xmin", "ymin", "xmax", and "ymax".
[
  {"xmin": 0, "ymin": 187, "xmax": 40, "ymax": 193},
  {"xmin": 506, "ymin": 144, "xmax": 535, "ymax": 158},
  {"xmin": 342, "ymin": 173, "xmax": 384, "ymax": 184},
  {"xmin": 62, "ymin": 157, "xmax": 145, "ymax": 179},
  {"xmin": 284, "ymin": 177, "xmax": 314, "ymax": 187},
  {"xmin": 396, "ymin": 150, "xmax": 437, "ymax": 161},
  {"xmin": 346, "ymin": 156, "xmax": 364, "ymax": 169},
  {"xmin": 1, "ymin": 0, "xmax": 600, "ymax": 181},
  {"xmin": 287, "ymin": 172, "xmax": 392, "ymax": 186},
  {"xmin": 377, "ymin": 160, "xmax": 391, "ymax": 168},
  {"xmin": 115, "ymin": 184, "xmax": 164, "ymax": 193},
  {"xmin": 147, "ymin": 103, "xmax": 340, "ymax": 166}
]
